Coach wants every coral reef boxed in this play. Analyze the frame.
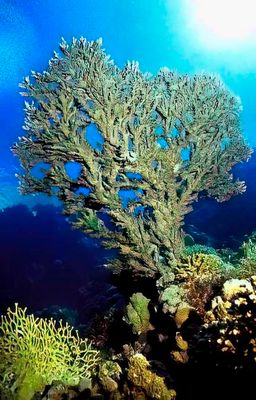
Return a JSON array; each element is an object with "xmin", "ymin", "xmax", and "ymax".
[
  {"xmin": 160, "ymin": 284, "xmax": 187, "ymax": 314},
  {"xmin": 12, "ymin": 37, "xmax": 251, "ymax": 277},
  {"xmin": 157, "ymin": 253, "xmax": 234, "ymax": 316},
  {"xmin": 0, "ymin": 304, "xmax": 100, "ymax": 400},
  {"xmin": 126, "ymin": 292, "xmax": 151, "ymax": 334},
  {"xmin": 175, "ymin": 253, "xmax": 233, "ymax": 315},
  {"xmin": 235, "ymin": 232, "xmax": 256, "ymax": 277},
  {"xmin": 98, "ymin": 360, "xmax": 122, "ymax": 394},
  {"xmin": 127, "ymin": 353, "xmax": 176, "ymax": 399},
  {"xmin": 8, "ymin": 35, "xmax": 256, "ymax": 400},
  {"xmin": 193, "ymin": 275, "xmax": 256, "ymax": 369}
]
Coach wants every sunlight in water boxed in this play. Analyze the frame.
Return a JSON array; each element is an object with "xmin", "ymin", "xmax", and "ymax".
[
  {"xmin": 0, "ymin": 1, "xmax": 36, "ymax": 88},
  {"xmin": 183, "ymin": 0, "xmax": 256, "ymax": 48}
]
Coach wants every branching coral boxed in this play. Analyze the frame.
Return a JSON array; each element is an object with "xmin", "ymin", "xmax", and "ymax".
[
  {"xmin": 0, "ymin": 304, "xmax": 100, "ymax": 400},
  {"xmin": 12, "ymin": 37, "xmax": 251, "ymax": 276},
  {"xmin": 176, "ymin": 253, "xmax": 234, "ymax": 314},
  {"xmin": 235, "ymin": 232, "xmax": 256, "ymax": 278},
  {"xmin": 158, "ymin": 253, "xmax": 233, "ymax": 315},
  {"xmin": 176, "ymin": 253, "xmax": 228, "ymax": 282}
]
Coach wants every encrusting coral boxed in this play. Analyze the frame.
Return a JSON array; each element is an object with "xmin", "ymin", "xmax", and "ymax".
[
  {"xmin": 0, "ymin": 304, "xmax": 100, "ymax": 400},
  {"xmin": 12, "ymin": 37, "xmax": 251, "ymax": 277},
  {"xmin": 193, "ymin": 275, "xmax": 256, "ymax": 369},
  {"xmin": 98, "ymin": 360, "xmax": 122, "ymax": 394},
  {"xmin": 127, "ymin": 353, "xmax": 176, "ymax": 399}
]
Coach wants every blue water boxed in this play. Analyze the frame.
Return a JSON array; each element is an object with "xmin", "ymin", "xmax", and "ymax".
[{"xmin": 0, "ymin": 0, "xmax": 256, "ymax": 319}]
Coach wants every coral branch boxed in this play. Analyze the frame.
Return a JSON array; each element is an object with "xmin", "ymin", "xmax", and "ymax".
[{"xmin": 12, "ymin": 37, "xmax": 252, "ymax": 276}]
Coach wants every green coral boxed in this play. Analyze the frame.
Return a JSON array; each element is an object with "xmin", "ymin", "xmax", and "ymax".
[
  {"xmin": 0, "ymin": 304, "xmax": 100, "ymax": 400},
  {"xmin": 235, "ymin": 233, "xmax": 256, "ymax": 278},
  {"xmin": 240, "ymin": 232, "xmax": 256, "ymax": 260},
  {"xmin": 127, "ymin": 353, "xmax": 176, "ymax": 399},
  {"xmin": 160, "ymin": 285, "xmax": 187, "ymax": 314},
  {"xmin": 98, "ymin": 360, "xmax": 122, "ymax": 393},
  {"xmin": 126, "ymin": 293, "xmax": 150, "ymax": 334},
  {"xmin": 12, "ymin": 37, "xmax": 251, "ymax": 276},
  {"xmin": 184, "ymin": 244, "xmax": 217, "ymax": 256},
  {"xmin": 176, "ymin": 253, "xmax": 232, "ymax": 283}
]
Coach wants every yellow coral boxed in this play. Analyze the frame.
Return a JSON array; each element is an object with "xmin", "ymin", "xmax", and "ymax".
[
  {"xmin": 171, "ymin": 350, "xmax": 189, "ymax": 364},
  {"xmin": 222, "ymin": 278, "xmax": 253, "ymax": 300},
  {"xmin": 176, "ymin": 253, "xmax": 226, "ymax": 282},
  {"xmin": 173, "ymin": 253, "xmax": 233, "ymax": 315},
  {"xmin": 0, "ymin": 304, "xmax": 100, "ymax": 400},
  {"xmin": 127, "ymin": 353, "xmax": 176, "ymax": 399},
  {"xmin": 175, "ymin": 333, "xmax": 188, "ymax": 351},
  {"xmin": 174, "ymin": 304, "xmax": 193, "ymax": 328}
]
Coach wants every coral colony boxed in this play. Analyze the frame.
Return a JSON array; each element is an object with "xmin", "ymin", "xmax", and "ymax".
[{"xmin": 0, "ymin": 38, "xmax": 255, "ymax": 399}]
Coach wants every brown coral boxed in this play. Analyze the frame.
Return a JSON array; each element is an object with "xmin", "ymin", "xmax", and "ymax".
[{"xmin": 127, "ymin": 353, "xmax": 176, "ymax": 399}]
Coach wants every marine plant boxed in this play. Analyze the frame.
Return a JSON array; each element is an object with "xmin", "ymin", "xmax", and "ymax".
[
  {"xmin": 12, "ymin": 37, "xmax": 251, "ymax": 276},
  {"xmin": 0, "ymin": 304, "xmax": 100, "ymax": 400}
]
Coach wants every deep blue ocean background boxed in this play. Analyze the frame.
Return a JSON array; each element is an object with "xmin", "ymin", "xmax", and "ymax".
[{"xmin": 0, "ymin": 0, "xmax": 256, "ymax": 321}]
